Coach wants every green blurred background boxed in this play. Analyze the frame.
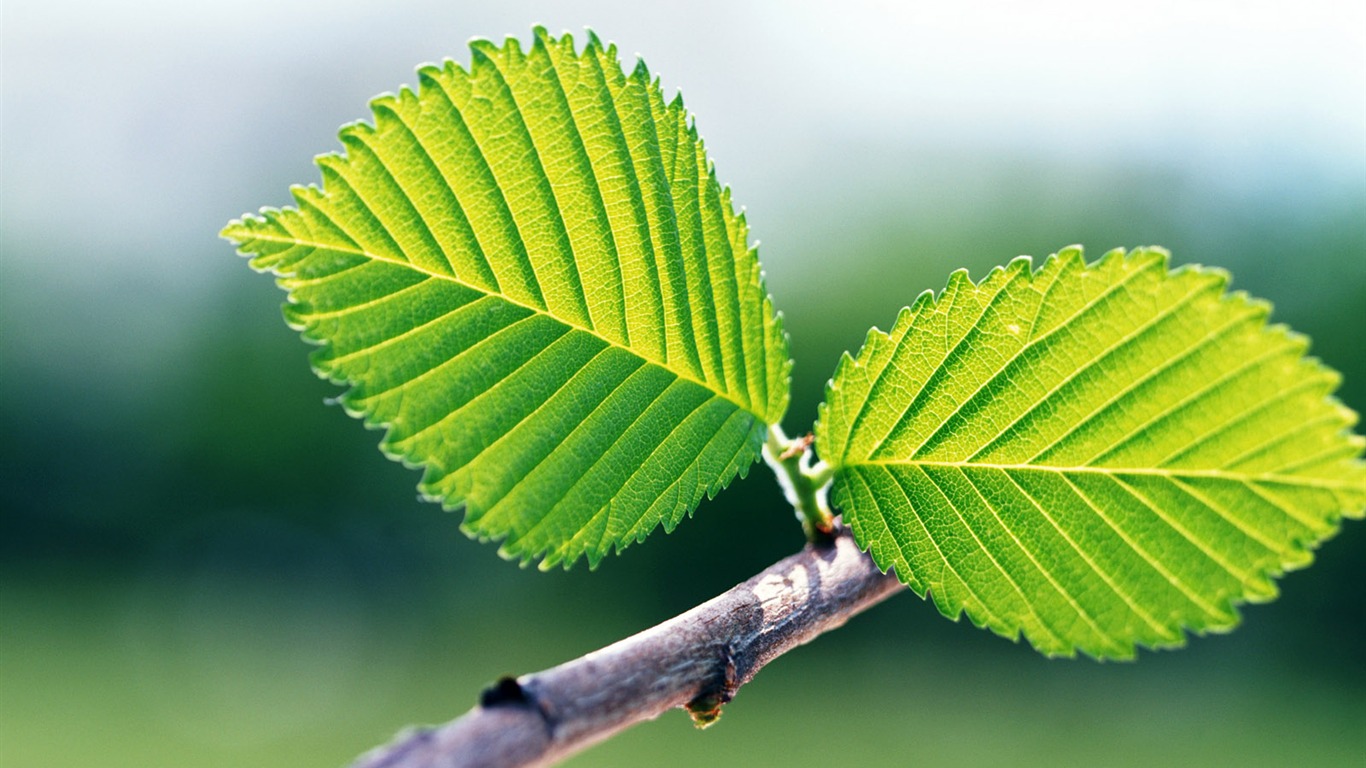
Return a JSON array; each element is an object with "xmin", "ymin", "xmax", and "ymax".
[{"xmin": 3, "ymin": 1, "xmax": 1363, "ymax": 766}]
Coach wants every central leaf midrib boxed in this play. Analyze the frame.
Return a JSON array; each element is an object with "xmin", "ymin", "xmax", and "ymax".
[
  {"xmin": 840, "ymin": 458, "xmax": 1358, "ymax": 490},
  {"xmin": 249, "ymin": 230, "xmax": 760, "ymax": 419}
]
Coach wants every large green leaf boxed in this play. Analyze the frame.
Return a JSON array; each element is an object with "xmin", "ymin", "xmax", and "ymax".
[
  {"xmin": 816, "ymin": 246, "xmax": 1365, "ymax": 658},
  {"xmin": 222, "ymin": 28, "xmax": 790, "ymax": 568}
]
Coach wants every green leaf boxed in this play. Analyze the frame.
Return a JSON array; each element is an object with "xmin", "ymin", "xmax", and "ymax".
[
  {"xmin": 222, "ymin": 28, "xmax": 791, "ymax": 569},
  {"xmin": 816, "ymin": 246, "xmax": 1366, "ymax": 659}
]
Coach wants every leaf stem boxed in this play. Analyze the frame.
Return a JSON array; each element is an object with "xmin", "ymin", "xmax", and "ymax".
[{"xmin": 763, "ymin": 425, "xmax": 835, "ymax": 541}]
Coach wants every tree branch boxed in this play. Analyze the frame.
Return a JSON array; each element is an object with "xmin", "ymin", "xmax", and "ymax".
[{"xmin": 350, "ymin": 524, "xmax": 902, "ymax": 768}]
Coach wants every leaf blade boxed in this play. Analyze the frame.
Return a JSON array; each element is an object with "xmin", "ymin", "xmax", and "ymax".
[
  {"xmin": 224, "ymin": 28, "xmax": 791, "ymax": 568},
  {"xmin": 817, "ymin": 246, "xmax": 1366, "ymax": 658}
]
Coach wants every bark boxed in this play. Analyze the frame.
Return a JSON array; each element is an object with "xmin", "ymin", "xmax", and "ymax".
[{"xmin": 350, "ymin": 524, "xmax": 902, "ymax": 768}]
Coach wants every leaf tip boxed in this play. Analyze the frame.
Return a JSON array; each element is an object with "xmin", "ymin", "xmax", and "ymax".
[
  {"xmin": 630, "ymin": 56, "xmax": 651, "ymax": 82},
  {"xmin": 1054, "ymin": 243, "xmax": 1087, "ymax": 262},
  {"xmin": 314, "ymin": 149, "xmax": 348, "ymax": 175},
  {"xmin": 467, "ymin": 36, "xmax": 502, "ymax": 62},
  {"xmin": 416, "ymin": 62, "xmax": 446, "ymax": 87},
  {"xmin": 583, "ymin": 27, "xmax": 606, "ymax": 52},
  {"xmin": 1127, "ymin": 245, "xmax": 1173, "ymax": 272},
  {"xmin": 1134, "ymin": 244, "xmax": 1173, "ymax": 260},
  {"xmin": 288, "ymin": 183, "xmax": 324, "ymax": 208},
  {"xmin": 219, "ymin": 218, "xmax": 249, "ymax": 244},
  {"xmin": 1007, "ymin": 254, "xmax": 1035, "ymax": 274},
  {"xmin": 531, "ymin": 24, "xmax": 571, "ymax": 54},
  {"xmin": 1334, "ymin": 399, "xmax": 1362, "ymax": 429},
  {"xmin": 1044, "ymin": 245, "xmax": 1085, "ymax": 271}
]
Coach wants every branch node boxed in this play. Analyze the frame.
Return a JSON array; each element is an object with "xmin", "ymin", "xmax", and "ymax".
[
  {"xmin": 684, "ymin": 646, "xmax": 739, "ymax": 729},
  {"xmin": 778, "ymin": 433, "xmax": 814, "ymax": 460},
  {"xmin": 477, "ymin": 676, "xmax": 557, "ymax": 738},
  {"xmin": 479, "ymin": 676, "xmax": 530, "ymax": 708}
]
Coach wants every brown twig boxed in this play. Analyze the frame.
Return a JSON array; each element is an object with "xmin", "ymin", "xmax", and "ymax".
[{"xmin": 349, "ymin": 524, "xmax": 902, "ymax": 768}]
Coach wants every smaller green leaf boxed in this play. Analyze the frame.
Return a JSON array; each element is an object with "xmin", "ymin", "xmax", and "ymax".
[{"xmin": 816, "ymin": 246, "xmax": 1366, "ymax": 659}]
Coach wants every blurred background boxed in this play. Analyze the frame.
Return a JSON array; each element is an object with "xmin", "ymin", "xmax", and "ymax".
[{"xmin": 3, "ymin": 1, "xmax": 1363, "ymax": 766}]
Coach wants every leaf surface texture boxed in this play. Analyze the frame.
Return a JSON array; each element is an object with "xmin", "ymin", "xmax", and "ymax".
[
  {"xmin": 223, "ymin": 29, "xmax": 790, "ymax": 567},
  {"xmin": 816, "ymin": 246, "xmax": 1366, "ymax": 658}
]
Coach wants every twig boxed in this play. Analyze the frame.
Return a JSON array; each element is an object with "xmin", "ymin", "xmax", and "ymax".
[{"xmin": 350, "ymin": 523, "xmax": 902, "ymax": 768}]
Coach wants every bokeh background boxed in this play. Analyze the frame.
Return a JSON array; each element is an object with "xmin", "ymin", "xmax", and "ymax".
[{"xmin": 3, "ymin": 1, "xmax": 1363, "ymax": 766}]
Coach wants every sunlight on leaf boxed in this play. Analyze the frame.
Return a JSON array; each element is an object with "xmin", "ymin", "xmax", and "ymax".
[
  {"xmin": 816, "ymin": 246, "xmax": 1366, "ymax": 659},
  {"xmin": 223, "ymin": 28, "xmax": 791, "ymax": 568}
]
